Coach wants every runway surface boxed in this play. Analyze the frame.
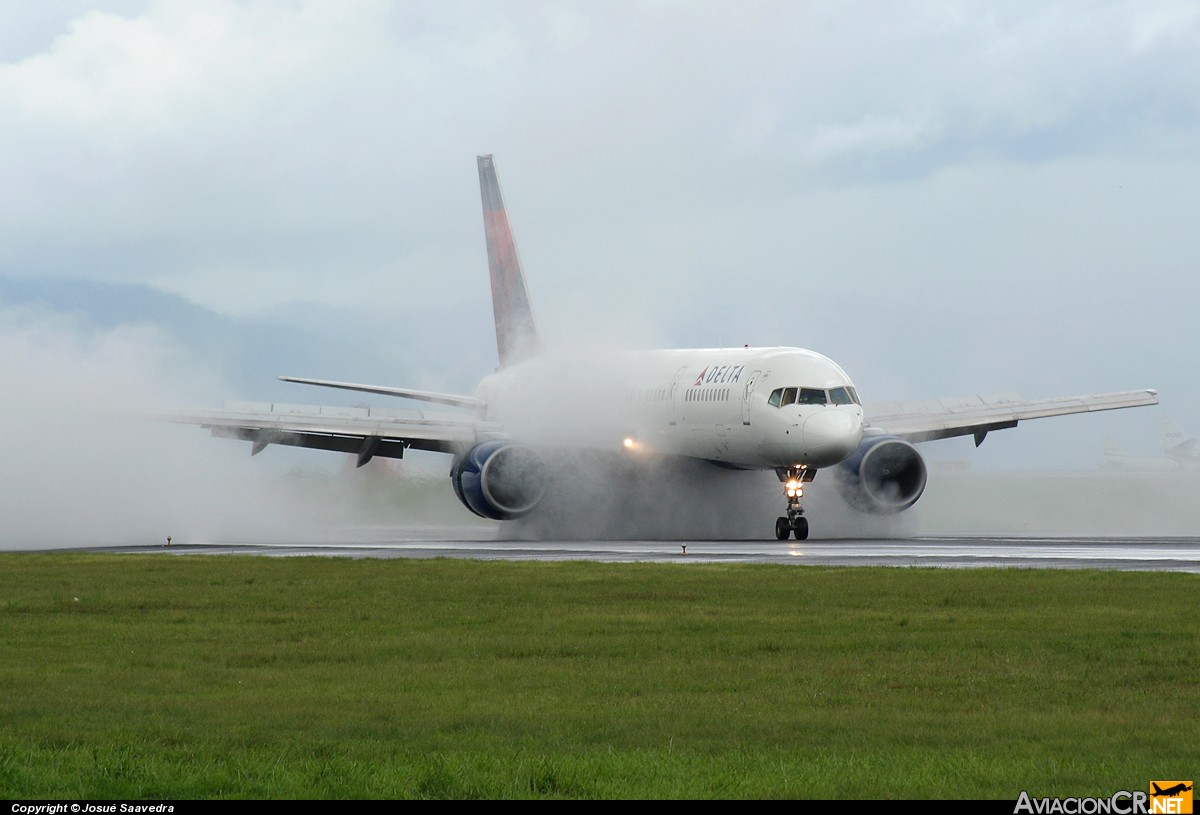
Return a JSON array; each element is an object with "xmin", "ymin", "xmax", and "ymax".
[{"xmin": 68, "ymin": 529, "xmax": 1200, "ymax": 572}]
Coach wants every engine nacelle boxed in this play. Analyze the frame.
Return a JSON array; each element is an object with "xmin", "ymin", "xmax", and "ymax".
[
  {"xmin": 450, "ymin": 440, "xmax": 546, "ymax": 521},
  {"xmin": 833, "ymin": 435, "xmax": 927, "ymax": 514}
]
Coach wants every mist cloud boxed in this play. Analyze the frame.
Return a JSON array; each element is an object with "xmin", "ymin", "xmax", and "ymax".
[{"xmin": 0, "ymin": 302, "xmax": 353, "ymax": 548}]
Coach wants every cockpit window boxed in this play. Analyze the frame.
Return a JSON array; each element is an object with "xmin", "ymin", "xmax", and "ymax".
[
  {"xmin": 828, "ymin": 387, "xmax": 855, "ymax": 405},
  {"xmin": 769, "ymin": 384, "xmax": 861, "ymax": 408},
  {"xmin": 797, "ymin": 388, "xmax": 827, "ymax": 405}
]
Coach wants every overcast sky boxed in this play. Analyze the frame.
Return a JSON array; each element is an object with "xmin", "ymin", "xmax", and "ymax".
[{"xmin": 2, "ymin": 0, "xmax": 1198, "ymax": 483}]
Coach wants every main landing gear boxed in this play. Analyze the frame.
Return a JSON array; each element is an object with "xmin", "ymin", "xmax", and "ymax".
[{"xmin": 775, "ymin": 465, "xmax": 816, "ymax": 540}]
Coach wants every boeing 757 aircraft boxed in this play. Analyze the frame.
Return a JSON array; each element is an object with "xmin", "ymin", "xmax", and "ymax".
[{"xmin": 172, "ymin": 156, "xmax": 1159, "ymax": 540}]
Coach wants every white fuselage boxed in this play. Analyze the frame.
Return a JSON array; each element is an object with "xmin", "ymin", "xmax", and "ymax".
[{"xmin": 475, "ymin": 346, "xmax": 865, "ymax": 470}]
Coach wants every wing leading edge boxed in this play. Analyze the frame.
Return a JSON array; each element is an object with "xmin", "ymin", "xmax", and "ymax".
[
  {"xmin": 865, "ymin": 389, "xmax": 1159, "ymax": 446},
  {"xmin": 164, "ymin": 401, "xmax": 504, "ymax": 467},
  {"xmin": 277, "ymin": 376, "xmax": 486, "ymax": 410}
]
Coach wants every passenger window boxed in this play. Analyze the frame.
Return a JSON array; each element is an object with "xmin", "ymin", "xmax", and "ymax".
[
  {"xmin": 781, "ymin": 387, "xmax": 798, "ymax": 406},
  {"xmin": 768, "ymin": 389, "xmax": 782, "ymax": 407},
  {"xmin": 798, "ymin": 388, "xmax": 827, "ymax": 405}
]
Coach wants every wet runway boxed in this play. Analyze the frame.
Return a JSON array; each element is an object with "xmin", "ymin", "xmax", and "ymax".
[{"xmin": 71, "ymin": 529, "xmax": 1200, "ymax": 572}]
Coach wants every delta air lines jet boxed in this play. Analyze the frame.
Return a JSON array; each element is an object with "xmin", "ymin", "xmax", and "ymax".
[
  {"xmin": 173, "ymin": 156, "xmax": 1159, "ymax": 540},
  {"xmin": 1160, "ymin": 418, "xmax": 1200, "ymax": 468}
]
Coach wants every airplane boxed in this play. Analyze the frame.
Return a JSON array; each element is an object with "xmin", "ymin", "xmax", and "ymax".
[
  {"xmin": 168, "ymin": 155, "xmax": 1160, "ymax": 540},
  {"xmin": 1161, "ymin": 418, "xmax": 1200, "ymax": 467},
  {"xmin": 1100, "ymin": 418, "xmax": 1200, "ymax": 471},
  {"xmin": 1101, "ymin": 437, "xmax": 1182, "ymax": 471},
  {"xmin": 1152, "ymin": 783, "xmax": 1193, "ymax": 797}
]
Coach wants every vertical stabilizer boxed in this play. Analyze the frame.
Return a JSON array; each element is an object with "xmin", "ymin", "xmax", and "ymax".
[
  {"xmin": 1161, "ymin": 417, "xmax": 1197, "ymax": 459},
  {"xmin": 478, "ymin": 154, "xmax": 540, "ymax": 367}
]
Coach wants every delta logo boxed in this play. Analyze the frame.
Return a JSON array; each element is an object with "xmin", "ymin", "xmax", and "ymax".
[
  {"xmin": 1150, "ymin": 782, "xmax": 1193, "ymax": 814},
  {"xmin": 692, "ymin": 365, "xmax": 745, "ymax": 387}
]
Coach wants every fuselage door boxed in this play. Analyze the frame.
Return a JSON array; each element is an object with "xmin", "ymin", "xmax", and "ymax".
[
  {"xmin": 669, "ymin": 365, "xmax": 690, "ymax": 426},
  {"xmin": 741, "ymin": 369, "xmax": 762, "ymax": 426}
]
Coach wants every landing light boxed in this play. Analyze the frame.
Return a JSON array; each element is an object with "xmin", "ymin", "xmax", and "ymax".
[{"xmin": 623, "ymin": 437, "xmax": 637, "ymax": 450}]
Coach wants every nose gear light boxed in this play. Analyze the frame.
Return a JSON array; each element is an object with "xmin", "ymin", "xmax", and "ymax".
[{"xmin": 776, "ymin": 465, "xmax": 815, "ymax": 540}]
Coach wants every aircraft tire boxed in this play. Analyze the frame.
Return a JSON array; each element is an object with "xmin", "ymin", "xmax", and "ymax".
[
  {"xmin": 792, "ymin": 517, "xmax": 809, "ymax": 540},
  {"xmin": 775, "ymin": 517, "xmax": 791, "ymax": 540}
]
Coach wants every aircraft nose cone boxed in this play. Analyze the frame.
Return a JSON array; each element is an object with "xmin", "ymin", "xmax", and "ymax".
[{"xmin": 802, "ymin": 409, "xmax": 863, "ymax": 467}]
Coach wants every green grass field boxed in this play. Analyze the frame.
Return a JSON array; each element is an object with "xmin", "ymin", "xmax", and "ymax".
[{"xmin": 1, "ymin": 554, "xmax": 1196, "ymax": 799}]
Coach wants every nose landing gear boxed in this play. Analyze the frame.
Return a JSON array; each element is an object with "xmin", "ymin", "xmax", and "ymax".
[{"xmin": 775, "ymin": 465, "xmax": 815, "ymax": 540}]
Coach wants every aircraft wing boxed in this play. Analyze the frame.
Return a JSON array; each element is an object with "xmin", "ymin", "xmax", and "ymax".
[
  {"xmin": 864, "ymin": 389, "xmax": 1159, "ymax": 446},
  {"xmin": 164, "ymin": 401, "xmax": 505, "ymax": 466}
]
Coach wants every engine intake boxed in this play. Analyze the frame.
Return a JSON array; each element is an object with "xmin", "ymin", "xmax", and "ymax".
[
  {"xmin": 451, "ymin": 440, "xmax": 546, "ymax": 521},
  {"xmin": 833, "ymin": 435, "xmax": 927, "ymax": 514}
]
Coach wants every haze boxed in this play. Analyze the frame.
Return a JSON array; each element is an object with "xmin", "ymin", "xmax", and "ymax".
[{"xmin": 2, "ymin": 2, "xmax": 1198, "ymax": 545}]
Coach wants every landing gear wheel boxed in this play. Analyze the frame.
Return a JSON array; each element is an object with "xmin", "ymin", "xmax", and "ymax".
[
  {"xmin": 775, "ymin": 517, "xmax": 791, "ymax": 540},
  {"xmin": 792, "ymin": 516, "xmax": 809, "ymax": 541},
  {"xmin": 775, "ymin": 465, "xmax": 816, "ymax": 542}
]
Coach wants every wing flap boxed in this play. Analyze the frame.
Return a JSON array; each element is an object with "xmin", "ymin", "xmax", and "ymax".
[
  {"xmin": 866, "ymin": 389, "xmax": 1159, "ymax": 444},
  {"xmin": 165, "ymin": 401, "xmax": 504, "ymax": 457}
]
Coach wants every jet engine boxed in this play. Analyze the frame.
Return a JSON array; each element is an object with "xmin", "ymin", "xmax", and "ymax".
[
  {"xmin": 833, "ymin": 435, "xmax": 927, "ymax": 514},
  {"xmin": 450, "ymin": 440, "xmax": 546, "ymax": 521}
]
